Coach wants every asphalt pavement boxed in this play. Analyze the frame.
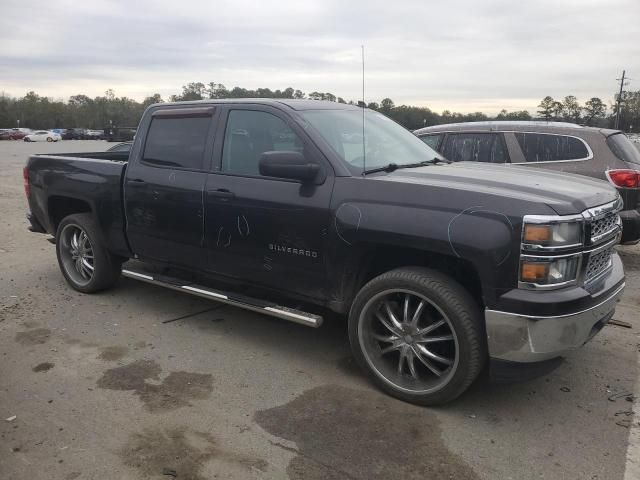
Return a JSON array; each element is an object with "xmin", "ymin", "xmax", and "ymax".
[{"xmin": 1, "ymin": 140, "xmax": 639, "ymax": 479}]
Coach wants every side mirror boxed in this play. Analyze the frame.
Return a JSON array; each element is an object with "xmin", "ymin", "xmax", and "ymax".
[{"xmin": 259, "ymin": 151, "xmax": 320, "ymax": 182}]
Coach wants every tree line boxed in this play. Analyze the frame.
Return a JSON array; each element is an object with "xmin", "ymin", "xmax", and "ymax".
[{"xmin": 1, "ymin": 82, "xmax": 638, "ymax": 132}]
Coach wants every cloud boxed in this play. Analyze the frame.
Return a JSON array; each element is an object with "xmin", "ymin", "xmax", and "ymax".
[{"xmin": 1, "ymin": 0, "xmax": 638, "ymax": 113}]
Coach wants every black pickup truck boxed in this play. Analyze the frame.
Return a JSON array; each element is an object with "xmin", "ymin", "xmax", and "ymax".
[{"xmin": 25, "ymin": 99, "xmax": 626, "ymax": 405}]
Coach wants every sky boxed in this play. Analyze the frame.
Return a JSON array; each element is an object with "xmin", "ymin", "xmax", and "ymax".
[{"xmin": 1, "ymin": 0, "xmax": 639, "ymax": 114}]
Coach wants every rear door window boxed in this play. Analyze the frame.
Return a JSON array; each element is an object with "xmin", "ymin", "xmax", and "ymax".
[
  {"xmin": 514, "ymin": 132, "xmax": 590, "ymax": 163},
  {"xmin": 143, "ymin": 116, "xmax": 211, "ymax": 170},
  {"xmin": 442, "ymin": 133, "xmax": 507, "ymax": 163},
  {"xmin": 418, "ymin": 134, "xmax": 443, "ymax": 151},
  {"xmin": 606, "ymin": 133, "xmax": 640, "ymax": 165}
]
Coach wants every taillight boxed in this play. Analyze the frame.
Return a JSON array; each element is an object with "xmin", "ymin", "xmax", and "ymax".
[
  {"xmin": 23, "ymin": 166, "xmax": 30, "ymax": 197},
  {"xmin": 606, "ymin": 169, "xmax": 640, "ymax": 188}
]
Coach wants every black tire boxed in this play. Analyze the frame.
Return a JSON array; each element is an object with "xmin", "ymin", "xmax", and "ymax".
[
  {"xmin": 348, "ymin": 267, "xmax": 485, "ymax": 406},
  {"xmin": 55, "ymin": 213, "xmax": 122, "ymax": 293}
]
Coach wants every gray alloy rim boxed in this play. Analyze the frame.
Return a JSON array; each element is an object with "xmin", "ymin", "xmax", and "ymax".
[
  {"xmin": 358, "ymin": 288, "xmax": 460, "ymax": 394},
  {"xmin": 59, "ymin": 224, "xmax": 95, "ymax": 286}
]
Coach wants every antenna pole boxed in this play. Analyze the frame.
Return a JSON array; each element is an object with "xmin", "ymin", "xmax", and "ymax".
[{"xmin": 361, "ymin": 45, "xmax": 366, "ymax": 175}]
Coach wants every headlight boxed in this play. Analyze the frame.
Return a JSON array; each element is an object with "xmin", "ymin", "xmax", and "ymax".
[
  {"xmin": 522, "ymin": 221, "xmax": 582, "ymax": 248},
  {"xmin": 520, "ymin": 255, "xmax": 580, "ymax": 287}
]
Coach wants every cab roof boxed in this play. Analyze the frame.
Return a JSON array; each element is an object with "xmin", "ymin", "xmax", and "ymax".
[{"xmin": 156, "ymin": 98, "xmax": 361, "ymax": 111}]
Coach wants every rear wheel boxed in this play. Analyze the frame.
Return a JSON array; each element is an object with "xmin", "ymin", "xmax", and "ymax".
[
  {"xmin": 56, "ymin": 214, "xmax": 122, "ymax": 293},
  {"xmin": 46, "ymin": 137, "xmax": 52, "ymax": 142},
  {"xmin": 348, "ymin": 267, "xmax": 485, "ymax": 405}
]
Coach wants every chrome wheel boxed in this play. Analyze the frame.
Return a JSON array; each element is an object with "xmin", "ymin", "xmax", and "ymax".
[
  {"xmin": 358, "ymin": 289, "xmax": 459, "ymax": 394},
  {"xmin": 59, "ymin": 224, "xmax": 95, "ymax": 286}
]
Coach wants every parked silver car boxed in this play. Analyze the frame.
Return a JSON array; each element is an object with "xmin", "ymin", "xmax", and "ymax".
[{"xmin": 414, "ymin": 121, "xmax": 640, "ymax": 244}]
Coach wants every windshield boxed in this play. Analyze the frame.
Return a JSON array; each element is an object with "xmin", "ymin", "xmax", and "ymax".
[
  {"xmin": 300, "ymin": 109, "xmax": 440, "ymax": 172},
  {"xmin": 607, "ymin": 133, "xmax": 640, "ymax": 165}
]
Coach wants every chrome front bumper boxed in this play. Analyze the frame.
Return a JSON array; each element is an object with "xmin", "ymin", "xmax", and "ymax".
[{"xmin": 485, "ymin": 282, "xmax": 625, "ymax": 363}]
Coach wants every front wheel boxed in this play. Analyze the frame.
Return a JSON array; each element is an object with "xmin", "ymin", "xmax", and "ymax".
[
  {"xmin": 46, "ymin": 137, "xmax": 53, "ymax": 142},
  {"xmin": 348, "ymin": 267, "xmax": 485, "ymax": 405},
  {"xmin": 56, "ymin": 213, "xmax": 122, "ymax": 293}
]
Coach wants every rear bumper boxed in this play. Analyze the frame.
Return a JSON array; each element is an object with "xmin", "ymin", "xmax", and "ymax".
[
  {"xmin": 620, "ymin": 208, "xmax": 640, "ymax": 244},
  {"xmin": 27, "ymin": 213, "xmax": 47, "ymax": 234},
  {"xmin": 485, "ymin": 257, "xmax": 625, "ymax": 363}
]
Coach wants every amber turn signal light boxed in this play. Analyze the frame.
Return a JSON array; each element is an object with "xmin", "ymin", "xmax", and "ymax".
[
  {"xmin": 523, "ymin": 225, "xmax": 551, "ymax": 243},
  {"xmin": 520, "ymin": 262, "xmax": 549, "ymax": 282}
]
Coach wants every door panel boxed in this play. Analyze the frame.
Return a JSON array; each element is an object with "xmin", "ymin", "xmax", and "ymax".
[
  {"xmin": 204, "ymin": 106, "xmax": 333, "ymax": 300},
  {"xmin": 124, "ymin": 108, "xmax": 215, "ymax": 268},
  {"xmin": 125, "ymin": 167, "xmax": 206, "ymax": 266}
]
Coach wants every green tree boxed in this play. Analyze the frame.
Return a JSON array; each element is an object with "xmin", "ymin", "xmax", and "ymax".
[
  {"xmin": 176, "ymin": 82, "xmax": 206, "ymax": 101},
  {"xmin": 495, "ymin": 110, "xmax": 532, "ymax": 121},
  {"xmin": 562, "ymin": 95, "xmax": 581, "ymax": 123},
  {"xmin": 552, "ymin": 101, "xmax": 564, "ymax": 120},
  {"xmin": 611, "ymin": 90, "xmax": 640, "ymax": 131},
  {"xmin": 537, "ymin": 96, "xmax": 556, "ymax": 120},
  {"xmin": 142, "ymin": 94, "xmax": 163, "ymax": 107},
  {"xmin": 583, "ymin": 97, "xmax": 607, "ymax": 125},
  {"xmin": 380, "ymin": 98, "xmax": 395, "ymax": 114}
]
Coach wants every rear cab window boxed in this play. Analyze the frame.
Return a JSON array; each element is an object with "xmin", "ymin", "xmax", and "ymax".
[
  {"xmin": 143, "ymin": 113, "xmax": 212, "ymax": 170},
  {"xmin": 514, "ymin": 132, "xmax": 591, "ymax": 163},
  {"xmin": 442, "ymin": 133, "xmax": 508, "ymax": 163},
  {"xmin": 606, "ymin": 133, "xmax": 640, "ymax": 165}
]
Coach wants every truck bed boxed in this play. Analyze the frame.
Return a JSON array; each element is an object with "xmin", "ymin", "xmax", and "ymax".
[
  {"xmin": 37, "ymin": 150, "xmax": 130, "ymax": 162},
  {"xmin": 26, "ymin": 152, "xmax": 131, "ymax": 257}
]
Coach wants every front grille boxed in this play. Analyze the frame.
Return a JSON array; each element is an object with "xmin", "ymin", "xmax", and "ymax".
[
  {"xmin": 585, "ymin": 247, "xmax": 613, "ymax": 282},
  {"xmin": 590, "ymin": 212, "xmax": 619, "ymax": 243}
]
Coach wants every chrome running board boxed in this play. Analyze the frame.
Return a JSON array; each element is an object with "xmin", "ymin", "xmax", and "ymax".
[{"xmin": 121, "ymin": 268, "xmax": 323, "ymax": 328}]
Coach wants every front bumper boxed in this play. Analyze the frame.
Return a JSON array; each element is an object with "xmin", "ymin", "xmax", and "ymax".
[{"xmin": 485, "ymin": 257, "xmax": 625, "ymax": 363}]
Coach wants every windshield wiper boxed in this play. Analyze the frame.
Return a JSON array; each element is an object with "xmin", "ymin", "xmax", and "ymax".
[
  {"xmin": 431, "ymin": 157, "xmax": 451, "ymax": 164},
  {"xmin": 363, "ymin": 158, "xmax": 449, "ymax": 175}
]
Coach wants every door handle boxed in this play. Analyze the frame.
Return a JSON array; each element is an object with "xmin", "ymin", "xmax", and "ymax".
[
  {"xmin": 129, "ymin": 178, "xmax": 146, "ymax": 183},
  {"xmin": 208, "ymin": 189, "xmax": 235, "ymax": 200}
]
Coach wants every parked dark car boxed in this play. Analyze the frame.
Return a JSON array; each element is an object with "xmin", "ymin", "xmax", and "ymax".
[
  {"xmin": 105, "ymin": 126, "xmax": 136, "ymax": 142},
  {"xmin": 25, "ymin": 100, "xmax": 625, "ymax": 405},
  {"xmin": 82, "ymin": 129, "xmax": 105, "ymax": 140},
  {"xmin": 63, "ymin": 128, "xmax": 88, "ymax": 140},
  {"xmin": 414, "ymin": 121, "xmax": 640, "ymax": 244}
]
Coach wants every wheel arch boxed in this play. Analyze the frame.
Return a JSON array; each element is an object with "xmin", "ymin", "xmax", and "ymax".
[
  {"xmin": 331, "ymin": 244, "xmax": 484, "ymax": 315},
  {"xmin": 48, "ymin": 195, "xmax": 93, "ymax": 233}
]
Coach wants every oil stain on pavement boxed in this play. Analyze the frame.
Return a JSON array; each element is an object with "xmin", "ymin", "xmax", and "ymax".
[
  {"xmin": 96, "ymin": 359, "xmax": 213, "ymax": 412},
  {"xmin": 255, "ymin": 384, "xmax": 479, "ymax": 480},
  {"xmin": 15, "ymin": 328, "xmax": 51, "ymax": 346},
  {"xmin": 97, "ymin": 345, "xmax": 128, "ymax": 361},
  {"xmin": 32, "ymin": 361, "xmax": 54, "ymax": 372},
  {"xmin": 121, "ymin": 426, "xmax": 267, "ymax": 480}
]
